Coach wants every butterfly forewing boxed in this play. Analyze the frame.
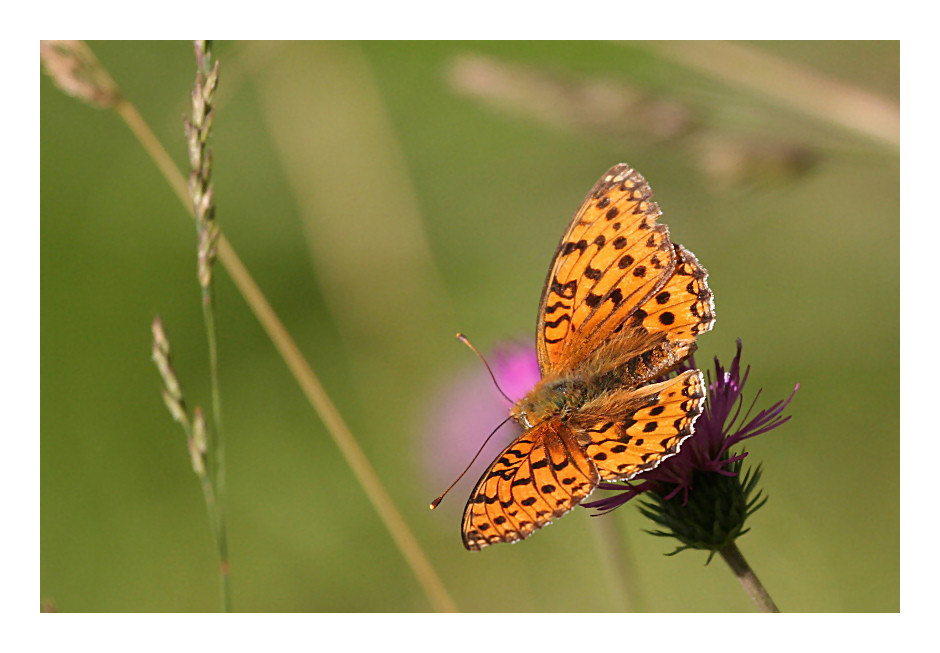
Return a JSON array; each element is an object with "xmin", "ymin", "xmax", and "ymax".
[
  {"xmin": 536, "ymin": 164, "xmax": 678, "ymax": 374},
  {"xmin": 462, "ymin": 420, "xmax": 599, "ymax": 551}
]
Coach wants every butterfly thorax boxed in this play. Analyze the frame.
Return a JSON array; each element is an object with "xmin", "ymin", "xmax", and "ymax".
[{"xmin": 511, "ymin": 375, "xmax": 588, "ymax": 429}]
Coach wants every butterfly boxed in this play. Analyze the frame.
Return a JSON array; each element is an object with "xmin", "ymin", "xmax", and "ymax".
[{"xmin": 462, "ymin": 163, "xmax": 715, "ymax": 551}]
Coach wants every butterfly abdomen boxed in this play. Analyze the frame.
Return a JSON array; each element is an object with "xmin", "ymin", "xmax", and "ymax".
[{"xmin": 568, "ymin": 331, "xmax": 689, "ymax": 396}]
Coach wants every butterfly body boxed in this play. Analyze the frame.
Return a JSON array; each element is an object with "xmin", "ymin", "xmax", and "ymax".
[
  {"xmin": 462, "ymin": 164, "xmax": 715, "ymax": 551},
  {"xmin": 511, "ymin": 331, "xmax": 686, "ymax": 430}
]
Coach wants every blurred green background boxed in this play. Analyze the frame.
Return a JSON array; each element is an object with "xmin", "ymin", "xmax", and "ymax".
[{"xmin": 41, "ymin": 41, "xmax": 898, "ymax": 612}]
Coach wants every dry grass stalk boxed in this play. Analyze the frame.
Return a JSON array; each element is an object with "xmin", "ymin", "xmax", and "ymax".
[
  {"xmin": 44, "ymin": 41, "xmax": 457, "ymax": 613},
  {"xmin": 40, "ymin": 40, "xmax": 120, "ymax": 109}
]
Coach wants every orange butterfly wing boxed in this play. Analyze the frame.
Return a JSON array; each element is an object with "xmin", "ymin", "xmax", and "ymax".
[
  {"xmin": 462, "ymin": 420, "xmax": 599, "ymax": 551},
  {"xmin": 571, "ymin": 369, "xmax": 706, "ymax": 480},
  {"xmin": 630, "ymin": 244, "xmax": 715, "ymax": 361},
  {"xmin": 536, "ymin": 164, "xmax": 677, "ymax": 374},
  {"xmin": 460, "ymin": 164, "xmax": 715, "ymax": 550}
]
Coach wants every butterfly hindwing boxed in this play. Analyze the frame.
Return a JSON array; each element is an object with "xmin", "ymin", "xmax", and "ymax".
[
  {"xmin": 536, "ymin": 164, "xmax": 678, "ymax": 374},
  {"xmin": 462, "ymin": 420, "xmax": 599, "ymax": 551},
  {"xmin": 571, "ymin": 370, "xmax": 706, "ymax": 481},
  {"xmin": 631, "ymin": 244, "xmax": 715, "ymax": 357}
]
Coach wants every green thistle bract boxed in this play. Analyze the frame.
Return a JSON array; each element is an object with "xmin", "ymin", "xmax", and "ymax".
[
  {"xmin": 639, "ymin": 460, "xmax": 767, "ymax": 560},
  {"xmin": 583, "ymin": 340, "xmax": 798, "ymax": 559}
]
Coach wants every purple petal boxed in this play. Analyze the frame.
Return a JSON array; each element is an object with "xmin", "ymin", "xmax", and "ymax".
[{"xmin": 421, "ymin": 342, "xmax": 537, "ymax": 491}]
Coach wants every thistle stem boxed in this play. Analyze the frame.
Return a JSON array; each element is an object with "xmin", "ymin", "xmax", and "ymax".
[{"xmin": 719, "ymin": 541, "xmax": 779, "ymax": 612}]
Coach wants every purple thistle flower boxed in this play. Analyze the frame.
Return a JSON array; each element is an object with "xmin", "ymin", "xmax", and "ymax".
[
  {"xmin": 583, "ymin": 340, "xmax": 798, "ymax": 516},
  {"xmin": 489, "ymin": 341, "xmax": 542, "ymax": 404},
  {"xmin": 422, "ymin": 341, "xmax": 538, "ymax": 490}
]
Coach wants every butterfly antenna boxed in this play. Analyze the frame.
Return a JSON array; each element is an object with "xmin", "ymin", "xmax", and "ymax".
[
  {"xmin": 429, "ymin": 415, "xmax": 512, "ymax": 510},
  {"xmin": 456, "ymin": 333, "xmax": 514, "ymax": 404}
]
